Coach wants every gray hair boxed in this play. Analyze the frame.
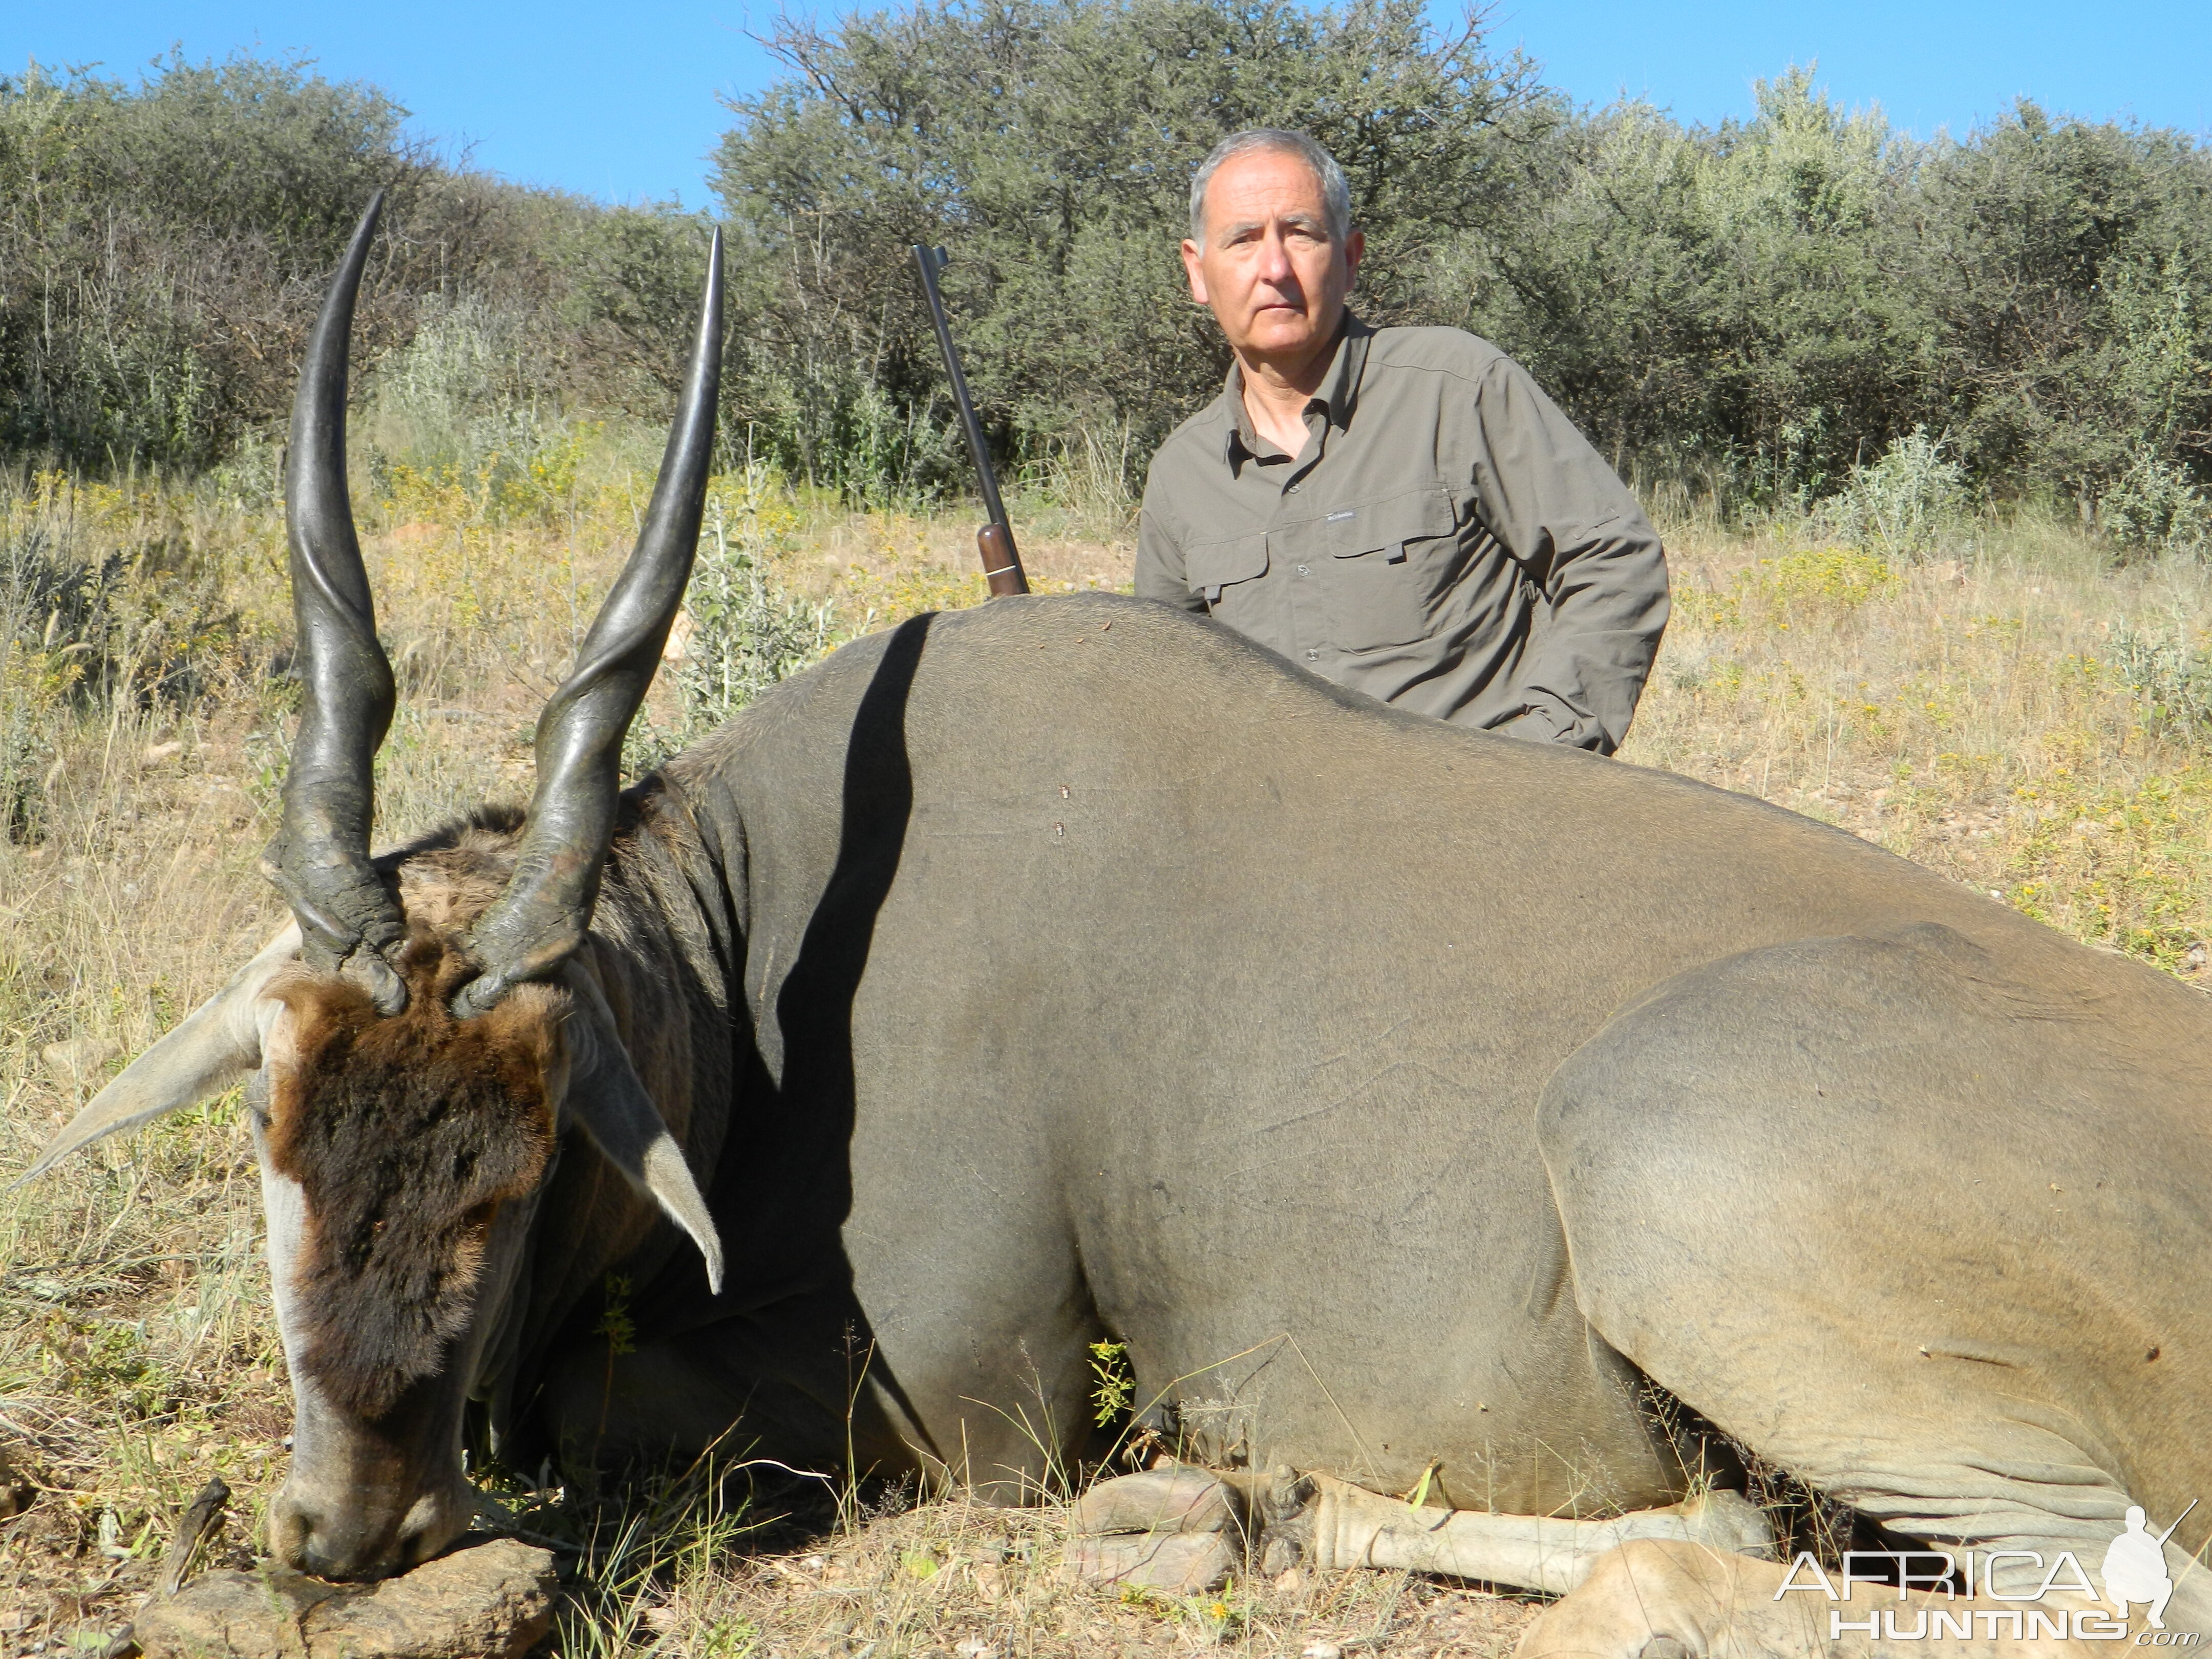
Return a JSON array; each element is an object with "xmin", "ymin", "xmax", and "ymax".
[{"xmin": 1188, "ymin": 129, "xmax": 1353, "ymax": 245}]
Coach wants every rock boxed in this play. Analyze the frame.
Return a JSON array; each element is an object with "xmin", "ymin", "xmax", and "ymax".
[
  {"xmin": 1065, "ymin": 1530, "xmax": 1236, "ymax": 1595},
  {"xmin": 42, "ymin": 1036, "xmax": 122, "ymax": 1089},
  {"xmin": 1071, "ymin": 1468, "xmax": 1239, "ymax": 1537},
  {"xmin": 135, "ymin": 1537, "xmax": 557, "ymax": 1659}
]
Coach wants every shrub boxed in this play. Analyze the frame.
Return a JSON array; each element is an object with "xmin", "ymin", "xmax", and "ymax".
[
  {"xmin": 1815, "ymin": 429, "xmax": 1971, "ymax": 558},
  {"xmin": 9, "ymin": 27, "xmax": 2212, "ymax": 539},
  {"xmin": 2110, "ymin": 628, "xmax": 2212, "ymax": 736},
  {"xmin": 0, "ymin": 54, "xmax": 662, "ymax": 474},
  {"xmin": 711, "ymin": 0, "xmax": 1549, "ymax": 502},
  {"xmin": 0, "ymin": 473, "xmax": 256, "ymax": 839},
  {"xmin": 2098, "ymin": 452, "xmax": 2211, "ymax": 556},
  {"xmin": 674, "ymin": 485, "xmax": 839, "ymax": 726},
  {"xmin": 625, "ymin": 466, "xmax": 840, "ymax": 774}
]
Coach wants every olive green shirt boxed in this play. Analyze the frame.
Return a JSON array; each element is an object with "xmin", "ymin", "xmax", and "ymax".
[{"xmin": 1135, "ymin": 315, "xmax": 1668, "ymax": 753}]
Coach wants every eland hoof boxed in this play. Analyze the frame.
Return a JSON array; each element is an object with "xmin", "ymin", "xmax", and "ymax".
[
  {"xmin": 1067, "ymin": 1467, "xmax": 1245, "ymax": 1594},
  {"xmin": 1065, "ymin": 1530, "xmax": 1237, "ymax": 1594},
  {"xmin": 1072, "ymin": 1467, "xmax": 1242, "ymax": 1537}
]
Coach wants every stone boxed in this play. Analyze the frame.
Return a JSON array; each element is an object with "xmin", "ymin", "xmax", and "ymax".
[
  {"xmin": 1071, "ymin": 1468, "xmax": 1239, "ymax": 1537},
  {"xmin": 135, "ymin": 1537, "xmax": 557, "ymax": 1659},
  {"xmin": 1065, "ymin": 1530, "xmax": 1236, "ymax": 1595}
]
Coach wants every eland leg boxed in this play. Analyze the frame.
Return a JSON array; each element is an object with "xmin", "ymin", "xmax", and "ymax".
[
  {"xmin": 1292, "ymin": 1476, "xmax": 1773, "ymax": 1593},
  {"xmin": 1068, "ymin": 1464, "xmax": 1774, "ymax": 1595},
  {"xmin": 1525, "ymin": 927, "xmax": 2212, "ymax": 1658}
]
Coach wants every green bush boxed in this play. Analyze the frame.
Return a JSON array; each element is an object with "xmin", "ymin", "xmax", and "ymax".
[
  {"xmin": 0, "ymin": 54, "xmax": 421, "ymax": 467},
  {"xmin": 1445, "ymin": 73, "xmax": 2212, "ymax": 523},
  {"xmin": 2111, "ymin": 628, "xmax": 2212, "ymax": 736},
  {"xmin": 1814, "ymin": 429, "xmax": 1971, "ymax": 558},
  {"xmin": 711, "ymin": 0, "xmax": 1549, "ymax": 501},
  {"xmin": 7, "ymin": 20, "xmax": 2210, "ymax": 542},
  {"xmin": 0, "ymin": 54, "xmax": 667, "ymax": 473},
  {"xmin": 673, "ymin": 481, "xmax": 839, "ymax": 725},
  {"xmin": 2097, "ymin": 452, "xmax": 2211, "ymax": 555},
  {"xmin": 624, "ymin": 466, "xmax": 840, "ymax": 776},
  {"xmin": 1441, "ymin": 71, "xmax": 1922, "ymax": 506}
]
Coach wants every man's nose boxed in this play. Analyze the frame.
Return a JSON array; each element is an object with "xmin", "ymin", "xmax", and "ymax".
[{"xmin": 1254, "ymin": 232, "xmax": 1298, "ymax": 288}]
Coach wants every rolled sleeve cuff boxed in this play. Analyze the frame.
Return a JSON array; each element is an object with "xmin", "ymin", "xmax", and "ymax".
[{"xmin": 1496, "ymin": 696, "xmax": 1606, "ymax": 752}]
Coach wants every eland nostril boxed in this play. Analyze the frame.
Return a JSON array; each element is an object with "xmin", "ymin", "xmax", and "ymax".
[
  {"xmin": 272, "ymin": 1488, "xmax": 401, "ymax": 1582},
  {"xmin": 394, "ymin": 1479, "xmax": 475, "ymax": 1570},
  {"xmin": 270, "ymin": 1491, "xmax": 315, "ymax": 1571}
]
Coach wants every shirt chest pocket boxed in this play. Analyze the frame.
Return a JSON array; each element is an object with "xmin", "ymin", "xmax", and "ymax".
[
  {"xmin": 1288, "ymin": 487, "xmax": 1458, "ymax": 653},
  {"xmin": 1184, "ymin": 531, "xmax": 1271, "ymax": 621}
]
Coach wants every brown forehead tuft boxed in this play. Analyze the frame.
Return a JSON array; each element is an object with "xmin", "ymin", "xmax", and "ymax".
[{"xmin": 268, "ymin": 932, "xmax": 563, "ymax": 1419}]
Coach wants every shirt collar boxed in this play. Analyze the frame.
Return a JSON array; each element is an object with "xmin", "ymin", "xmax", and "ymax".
[{"xmin": 1220, "ymin": 310, "xmax": 1372, "ymax": 466}]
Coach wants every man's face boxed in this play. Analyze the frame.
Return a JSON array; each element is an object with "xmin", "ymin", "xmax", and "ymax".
[{"xmin": 1182, "ymin": 147, "xmax": 1363, "ymax": 372}]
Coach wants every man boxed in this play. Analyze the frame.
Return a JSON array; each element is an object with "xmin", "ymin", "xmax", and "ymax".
[{"xmin": 1135, "ymin": 130, "xmax": 1668, "ymax": 754}]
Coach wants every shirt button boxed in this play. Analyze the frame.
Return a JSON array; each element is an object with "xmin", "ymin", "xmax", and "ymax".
[
  {"xmin": 1305, "ymin": 649, "xmax": 1320, "ymax": 661},
  {"xmin": 1295, "ymin": 564, "xmax": 1311, "ymax": 577},
  {"xmin": 1287, "ymin": 482, "xmax": 1300, "ymax": 493}
]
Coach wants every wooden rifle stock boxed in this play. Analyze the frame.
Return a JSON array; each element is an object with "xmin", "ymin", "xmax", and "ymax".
[
  {"xmin": 977, "ymin": 522, "xmax": 1025, "ymax": 597},
  {"xmin": 912, "ymin": 244, "xmax": 1030, "ymax": 597}
]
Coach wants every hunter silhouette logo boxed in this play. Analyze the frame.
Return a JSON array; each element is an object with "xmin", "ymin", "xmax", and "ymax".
[
  {"xmin": 1774, "ymin": 1499, "xmax": 2202, "ymax": 1643},
  {"xmin": 2104, "ymin": 1503, "xmax": 2197, "ymax": 1631}
]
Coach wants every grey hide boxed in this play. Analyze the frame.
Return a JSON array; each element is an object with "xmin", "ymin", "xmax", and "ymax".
[{"xmin": 481, "ymin": 592, "xmax": 2207, "ymax": 1586}]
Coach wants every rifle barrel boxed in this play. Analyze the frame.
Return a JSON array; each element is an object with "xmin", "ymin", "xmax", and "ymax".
[
  {"xmin": 2156, "ymin": 1498, "xmax": 2199, "ymax": 1546},
  {"xmin": 912, "ymin": 245, "xmax": 1028, "ymax": 595}
]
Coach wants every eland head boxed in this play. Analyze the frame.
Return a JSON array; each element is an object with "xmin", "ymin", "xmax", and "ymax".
[{"xmin": 18, "ymin": 196, "xmax": 727, "ymax": 1579}]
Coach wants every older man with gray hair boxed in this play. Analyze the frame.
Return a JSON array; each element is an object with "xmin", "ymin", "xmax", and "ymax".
[{"xmin": 1135, "ymin": 129, "xmax": 1669, "ymax": 753}]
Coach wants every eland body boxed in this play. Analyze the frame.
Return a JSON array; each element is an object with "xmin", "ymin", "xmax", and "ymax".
[{"xmin": 28, "ymin": 205, "xmax": 2212, "ymax": 1656}]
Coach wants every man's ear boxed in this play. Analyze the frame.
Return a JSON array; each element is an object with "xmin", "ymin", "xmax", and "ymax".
[
  {"xmin": 556, "ymin": 964, "xmax": 724, "ymax": 1295},
  {"xmin": 1182, "ymin": 237, "xmax": 1209, "ymax": 305},
  {"xmin": 1343, "ymin": 226, "xmax": 1364, "ymax": 291},
  {"xmin": 15, "ymin": 922, "xmax": 302, "ymax": 1186}
]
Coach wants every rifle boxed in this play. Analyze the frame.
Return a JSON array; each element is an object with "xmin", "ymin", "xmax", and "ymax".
[
  {"xmin": 2156, "ymin": 1499, "xmax": 2199, "ymax": 1546},
  {"xmin": 912, "ymin": 245, "xmax": 1029, "ymax": 597}
]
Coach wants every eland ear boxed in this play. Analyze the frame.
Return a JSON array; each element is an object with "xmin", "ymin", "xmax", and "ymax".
[
  {"xmin": 557, "ymin": 965, "xmax": 724, "ymax": 1295},
  {"xmin": 16, "ymin": 922, "xmax": 302, "ymax": 1185}
]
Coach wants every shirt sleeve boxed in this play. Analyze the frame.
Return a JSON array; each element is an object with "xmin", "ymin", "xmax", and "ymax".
[
  {"xmin": 1134, "ymin": 489, "xmax": 1205, "ymax": 613},
  {"xmin": 1461, "ymin": 354, "xmax": 1670, "ymax": 755}
]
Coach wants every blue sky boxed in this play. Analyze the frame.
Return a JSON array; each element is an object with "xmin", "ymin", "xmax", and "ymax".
[{"xmin": 9, "ymin": 1, "xmax": 2208, "ymax": 209}]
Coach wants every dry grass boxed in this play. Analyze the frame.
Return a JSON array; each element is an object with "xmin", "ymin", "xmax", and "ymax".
[
  {"xmin": 521, "ymin": 1470, "xmax": 1537, "ymax": 1659},
  {"xmin": 1625, "ymin": 523, "xmax": 2212, "ymax": 971},
  {"xmin": 3, "ymin": 458, "xmax": 2208, "ymax": 1653}
]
